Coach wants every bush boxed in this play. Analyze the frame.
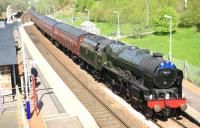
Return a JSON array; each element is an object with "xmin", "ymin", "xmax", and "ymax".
[
  {"xmin": 153, "ymin": 7, "xmax": 179, "ymax": 33},
  {"xmin": 179, "ymin": 12, "xmax": 193, "ymax": 27},
  {"xmin": 76, "ymin": 0, "xmax": 95, "ymax": 12}
]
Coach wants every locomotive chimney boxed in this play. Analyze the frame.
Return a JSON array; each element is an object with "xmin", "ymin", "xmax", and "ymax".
[{"xmin": 153, "ymin": 53, "xmax": 163, "ymax": 58}]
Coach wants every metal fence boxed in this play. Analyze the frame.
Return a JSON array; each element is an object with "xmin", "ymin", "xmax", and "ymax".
[
  {"xmin": 16, "ymin": 85, "xmax": 29, "ymax": 128},
  {"xmin": 168, "ymin": 56, "xmax": 200, "ymax": 87}
]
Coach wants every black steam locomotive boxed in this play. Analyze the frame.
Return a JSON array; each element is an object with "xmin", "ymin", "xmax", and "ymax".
[{"xmin": 29, "ymin": 10, "xmax": 187, "ymax": 118}]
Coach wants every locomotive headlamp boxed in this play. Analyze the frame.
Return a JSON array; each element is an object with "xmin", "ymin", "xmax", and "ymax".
[
  {"xmin": 163, "ymin": 70, "xmax": 171, "ymax": 75},
  {"xmin": 180, "ymin": 104, "xmax": 187, "ymax": 111},
  {"xmin": 165, "ymin": 93, "xmax": 169, "ymax": 99},
  {"xmin": 149, "ymin": 94, "xmax": 153, "ymax": 100},
  {"xmin": 154, "ymin": 105, "xmax": 162, "ymax": 112}
]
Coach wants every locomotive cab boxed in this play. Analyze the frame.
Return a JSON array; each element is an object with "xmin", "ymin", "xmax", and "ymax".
[{"xmin": 80, "ymin": 35, "xmax": 113, "ymax": 70}]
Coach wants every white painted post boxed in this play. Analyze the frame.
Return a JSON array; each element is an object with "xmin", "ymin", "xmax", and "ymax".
[
  {"xmin": 146, "ymin": 0, "xmax": 150, "ymax": 28},
  {"xmin": 185, "ymin": 0, "xmax": 188, "ymax": 9},
  {"xmin": 20, "ymin": 25, "xmax": 32, "ymax": 119},
  {"xmin": 85, "ymin": 9, "xmax": 90, "ymax": 21},
  {"xmin": 164, "ymin": 15, "xmax": 172, "ymax": 62},
  {"xmin": 6, "ymin": 5, "xmax": 12, "ymax": 24},
  {"xmin": 169, "ymin": 17, "xmax": 172, "ymax": 62},
  {"xmin": 113, "ymin": 11, "xmax": 120, "ymax": 39}
]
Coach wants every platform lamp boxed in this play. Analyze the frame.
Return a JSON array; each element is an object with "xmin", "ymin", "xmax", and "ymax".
[
  {"xmin": 146, "ymin": 0, "xmax": 150, "ymax": 28},
  {"xmin": 164, "ymin": 15, "xmax": 172, "ymax": 62},
  {"xmin": 113, "ymin": 11, "xmax": 120, "ymax": 42},
  {"xmin": 72, "ymin": 0, "xmax": 77, "ymax": 23},
  {"xmin": 85, "ymin": 9, "xmax": 90, "ymax": 21},
  {"xmin": 21, "ymin": 22, "xmax": 34, "ymax": 119}
]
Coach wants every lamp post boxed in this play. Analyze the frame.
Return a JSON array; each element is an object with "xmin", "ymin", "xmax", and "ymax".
[
  {"xmin": 21, "ymin": 29, "xmax": 30, "ymax": 119},
  {"xmin": 113, "ymin": 11, "xmax": 120, "ymax": 39},
  {"xmin": 164, "ymin": 15, "xmax": 172, "ymax": 62},
  {"xmin": 61, "ymin": 8, "xmax": 63, "ymax": 20},
  {"xmin": 20, "ymin": 22, "xmax": 34, "ymax": 119},
  {"xmin": 85, "ymin": 9, "xmax": 90, "ymax": 21},
  {"xmin": 45, "ymin": 6, "xmax": 47, "ymax": 15},
  {"xmin": 184, "ymin": 0, "xmax": 188, "ymax": 9},
  {"xmin": 53, "ymin": 5, "xmax": 56, "ymax": 18},
  {"xmin": 146, "ymin": 0, "xmax": 150, "ymax": 28},
  {"xmin": 72, "ymin": 0, "xmax": 76, "ymax": 23},
  {"xmin": 6, "ymin": 5, "xmax": 12, "ymax": 24}
]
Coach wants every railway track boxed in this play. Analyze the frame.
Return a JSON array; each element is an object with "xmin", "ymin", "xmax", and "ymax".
[
  {"xmin": 153, "ymin": 114, "xmax": 200, "ymax": 128},
  {"xmin": 21, "ymin": 13, "xmax": 200, "ymax": 128},
  {"xmin": 21, "ymin": 14, "xmax": 148, "ymax": 128}
]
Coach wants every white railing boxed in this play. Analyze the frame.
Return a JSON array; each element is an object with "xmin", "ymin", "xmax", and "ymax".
[{"xmin": 16, "ymin": 85, "xmax": 29, "ymax": 128}]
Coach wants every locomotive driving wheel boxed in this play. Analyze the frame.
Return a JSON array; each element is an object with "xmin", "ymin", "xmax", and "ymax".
[
  {"xmin": 144, "ymin": 107, "xmax": 153, "ymax": 118},
  {"xmin": 113, "ymin": 79, "xmax": 123, "ymax": 95},
  {"xmin": 105, "ymin": 78, "xmax": 112, "ymax": 89},
  {"xmin": 123, "ymin": 88, "xmax": 132, "ymax": 102}
]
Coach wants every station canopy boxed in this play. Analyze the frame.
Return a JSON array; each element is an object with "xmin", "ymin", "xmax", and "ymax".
[{"xmin": 0, "ymin": 23, "xmax": 17, "ymax": 66}]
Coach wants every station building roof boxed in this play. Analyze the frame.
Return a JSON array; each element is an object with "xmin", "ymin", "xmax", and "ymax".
[{"xmin": 0, "ymin": 24, "xmax": 17, "ymax": 66}]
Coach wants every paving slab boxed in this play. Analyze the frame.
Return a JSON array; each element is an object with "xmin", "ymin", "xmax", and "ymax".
[
  {"xmin": 0, "ymin": 111, "xmax": 17, "ymax": 128},
  {"xmin": 45, "ymin": 115, "xmax": 83, "ymax": 128}
]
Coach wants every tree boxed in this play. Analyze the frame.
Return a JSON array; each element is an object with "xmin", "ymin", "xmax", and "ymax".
[
  {"xmin": 180, "ymin": 0, "xmax": 200, "ymax": 31},
  {"xmin": 11, "ymin": 0, "xmax": 28, "ymax": 11},
  {"xmin": 0, "ymin": 0, "xmax": 28, "ymax": 15},
  {"xmin": 153, "ymin": 7, "xmax": 179, "ymax": 33}
]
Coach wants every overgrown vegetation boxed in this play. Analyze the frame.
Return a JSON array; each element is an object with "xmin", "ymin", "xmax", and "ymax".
[
  {"xmin": 0, "ymin": 0, "xmax": 28, "ymax": 14},
  {"xmin": 34, "ymin": 0, "xmax": 200, "ymax": 35},
  {"xmin": 153, "ymin": 7, "xmax": 179, "ymax": 33}
]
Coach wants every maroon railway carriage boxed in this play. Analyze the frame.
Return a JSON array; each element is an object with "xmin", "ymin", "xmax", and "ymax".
[
  {"xmin": 53, "ymin": 23, "xmax": 89, "ymax": 56},
  {"xmin": 29, "ymin": 10, "xmax": 89, "ymax": 56}
]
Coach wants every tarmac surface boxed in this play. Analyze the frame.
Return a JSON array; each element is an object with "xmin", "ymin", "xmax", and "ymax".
[{"xmin": 0, "ymin": 102, "xmax": 17, "ymax": 128}]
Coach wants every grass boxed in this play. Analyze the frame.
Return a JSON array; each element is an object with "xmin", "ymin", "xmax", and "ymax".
[
  {"xmin": 94, "ymin": 22, "xmax": 134, "ymax": 36},
  {"xmin": 122, "ymin": 28, "xmax": 200, "ymax": 67},
  {"xmin": 56, "ymin": 14, "xmax": 200, "ymax": 67}
]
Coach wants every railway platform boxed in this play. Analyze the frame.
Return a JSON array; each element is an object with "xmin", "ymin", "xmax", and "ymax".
[
  {"xmin": 16, "ymin": 22, "xmax": 99, "ymax": 128},
  {"xmin": 183, "ymin": 80, "xmax": 200, "ymax": 124},
  {"xmin": 0, "ymin": 22, "xmax": 18, "ymax": 128},
  {"xmin": 27, "ymin": 65, "xmax": 84, "ymax": 128}
]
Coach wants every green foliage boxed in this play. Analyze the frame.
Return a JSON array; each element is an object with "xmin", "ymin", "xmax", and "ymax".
[
  {"xmin": 0, "ymin": 0, "xmax": 28, "ymax": 15},
  {"xmin": 58, "ymin": 0, "xmax": 70, "ymax": 7},
  {"xmin": 179, "ymin": 0, "xmax": 200, "ymax": 31},
  {"xmin": 34, "ymin": 0, "xmax": 200, "ymax": 34},
  {"xmin": 10, "ymin": 0, "xmax": 28, "ymax": 11},
  {"xmin": 153, "ymin": 7, "xmax": 179, "ymax": 33},
  {"xmin": 0, "ymin": 0, "xmax": 11, "ymax": 12},
  {"xmin": 76, "ymin": 0, "xmax": 95, "ymax": 12}
]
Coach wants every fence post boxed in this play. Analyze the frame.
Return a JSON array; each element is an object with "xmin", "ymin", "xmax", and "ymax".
[
  {"xmin": 183, "ymin": 60, "xmax": 193, "ymax": 83},
  {"xmin": 16, "ymin": 85, "xmax": 29, "ymax": 128}
]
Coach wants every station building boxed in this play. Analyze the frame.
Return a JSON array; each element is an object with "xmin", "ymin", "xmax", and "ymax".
[{"xmin": 0, "ymin": 22, "xmax": 17, "ymax": 96}]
